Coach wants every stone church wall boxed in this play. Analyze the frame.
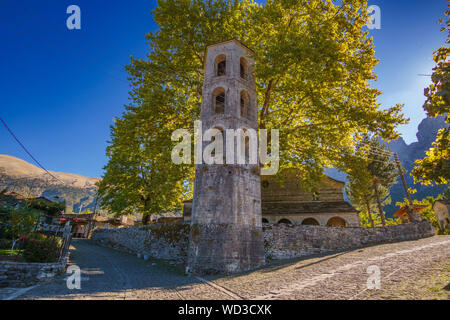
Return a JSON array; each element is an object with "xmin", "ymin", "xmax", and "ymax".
[
  {"xmin": 92, "ymin": 220, "xmax": 435, "ymax": 267},
  {"xmin": 263, "ymin": 220, "xmax": 435, "ymax": 260}
]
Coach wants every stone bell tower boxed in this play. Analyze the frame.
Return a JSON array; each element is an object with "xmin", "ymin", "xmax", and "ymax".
[{"xmin": 187, "ymin": 40, "xmax": 265, "ymax": 274}]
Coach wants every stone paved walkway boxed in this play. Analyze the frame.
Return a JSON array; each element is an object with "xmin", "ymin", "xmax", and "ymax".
[{"xmin": 1, "ymin": 236, "xmax": 448, "ymax": 300}]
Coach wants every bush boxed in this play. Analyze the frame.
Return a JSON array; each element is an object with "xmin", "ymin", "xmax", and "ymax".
[
  {"xmin": 22, "ymin": 234, "xmax": 62, "ymax": 263},
  {"xmin": 2, "ymin": 207, "xmax": 39, "ymax": 241},
  {"xmin": 0, "ymin": 238, "xmax": 12, "ymax": 249}
]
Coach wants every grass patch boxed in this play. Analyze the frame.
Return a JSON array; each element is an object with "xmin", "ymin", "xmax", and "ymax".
[{"xmin": 0, "ymin": 249, "xmax": 23, "ymax": 256}]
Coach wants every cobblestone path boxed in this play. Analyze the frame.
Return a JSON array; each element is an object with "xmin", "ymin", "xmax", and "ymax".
[{"xmin": 1, "ymin": 236, "xmax": 448, "ymax": 300}]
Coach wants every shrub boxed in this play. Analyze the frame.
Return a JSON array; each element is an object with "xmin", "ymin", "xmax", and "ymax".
[
  {"xmin": 0, "ymin": 238, "xmax": 12, "ymax": 249},
  {"xmin": 23, "ymin": 234, "xmax": 62, "ymax": 263},
  {"xmin": 2, "ymin": 207, "xmax": 39, "ymax": 241}
]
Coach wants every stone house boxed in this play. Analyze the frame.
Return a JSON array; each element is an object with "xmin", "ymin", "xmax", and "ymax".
[
  {"xmin": 92, "ymin": 215, "xmax": 136, "ymax": 230},
  {"xmin": 184, "ymin": 169, "xmax": 359, "ymax": 227},
  {"xmin": 57, "ymin": 213, "xmax": 94, "ymax": 238},
  {"xmin": 433, "ymin": 200, "xmax": 450, "ymax": 230}
]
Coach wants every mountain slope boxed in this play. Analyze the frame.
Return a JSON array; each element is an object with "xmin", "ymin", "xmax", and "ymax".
[{"xmin": 0, "ymin": 154, "xmax": 100, "ymax": 213}]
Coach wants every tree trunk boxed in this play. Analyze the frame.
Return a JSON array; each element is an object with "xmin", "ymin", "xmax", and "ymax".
[
  {"xmin": 365, "ymin": 200, "xmax": 375, "ymax": 228},
  {"xmin": 141, "ymin": 197, "xmax": 151, "ymax": 225},
  {"xmin": 142, "ymin": 213, "xmax": 151, "ymax": 225},
  {"xmin": 373, "ymin": 181, "xmax": 386, "ymax": 226}
]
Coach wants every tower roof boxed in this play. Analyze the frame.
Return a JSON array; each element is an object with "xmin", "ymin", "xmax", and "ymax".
[
  {"xmin": 203, "ymin": 39, "xmax": 254, "ymax": 70},
  {"xmin": 205, "ymin": 39, "xmax": 254, "ymax": 53}
]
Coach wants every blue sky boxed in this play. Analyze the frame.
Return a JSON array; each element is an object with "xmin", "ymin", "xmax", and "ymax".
[{"xmin": 0, "ymin": 0, "xmax": 447, "ymax": 178}]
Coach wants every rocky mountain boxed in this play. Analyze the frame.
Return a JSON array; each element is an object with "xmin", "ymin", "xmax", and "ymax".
[
  {"xmin": 383, "ymin": 115, "xmax": 449, "ymax": 215},
  {"xmin": 327, "ymin": 115, "xmax": 449, "ymax": 216},
  {"xmin": 0, "ymin": 154, "xmax": 100, "ymax": 213}
]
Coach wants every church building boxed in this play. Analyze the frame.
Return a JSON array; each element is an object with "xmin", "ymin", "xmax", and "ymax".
[{"xmin": 184, "ymin": 169, "xmax": 360, "ymax": 228}]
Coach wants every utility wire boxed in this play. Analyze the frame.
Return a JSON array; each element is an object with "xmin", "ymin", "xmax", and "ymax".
[
  {"xmin": 368, "ymin": 145, "xmax": 393, "ymax": 154},
  {"xmin": 367, "ymin": 149, "xmax": 393, "ymax": 157},
  {"xmin": 340, "ymin": 153, "xmax": 395, "ymax": 165},
  {"xmin": 356, "ymin": 142, "xmax": 393, "ymax": 154},
  {"xmin": 0, "ymin": 116, "xmax": 67, "ymax": 185}
]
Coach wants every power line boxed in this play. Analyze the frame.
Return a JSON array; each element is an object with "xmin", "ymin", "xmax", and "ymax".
[
  {"xmin": 351, "ymin": 155, "xmax": 393, "ymax": 165},
  {"xmin": 370, "ymin": 145, "xmax": 394, "ymax": 154},
  {"xmin": 356, "ymin": 141, "xmax": 393, "ymax": 153},
  {"xmin": 355, "ymin": 143, "xmax": 394, "ymax": 157},
  {"xmin": 368, "ymin": 149, "xmax": 393, "ymax": 157},
  {"xmin": 0, "ymin": 116, "xmax": 66, "ymax": 185},
  {"xmin": 329, "ymin": 148, "xmax": 395, "ymax": 165}
]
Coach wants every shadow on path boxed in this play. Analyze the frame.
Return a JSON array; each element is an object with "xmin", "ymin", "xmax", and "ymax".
[{"xmin": 21, "ymin": 239, "xmax": 204, "ymax": 299}]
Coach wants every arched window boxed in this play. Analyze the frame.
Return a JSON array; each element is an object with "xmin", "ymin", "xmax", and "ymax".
[
  {"xmin": 240, "ymin": 90, "xmax": 249, "ymax": 118},
  {"xmin": 326, "ymin": 217, "xmax": 348, "ymax": 227},
  {"xmin": 213, "ymin": 87, "xmax": 225, "ymax": 114},
  {"xmin": 240, "ymin": 57, "xmax": 248, "ymax": 79},
  {"xmin": 215, "ymin": 54, "xmax": 226, "ymax": 76},
  {"xmin": 301, "ymin": 218, "xmax": 320, "ymax": 226},
  {"xmin": 278, "ymin": 219, "xmax": 292, "ymax": 224},
  {"xmin": 262, "ymin": 218, "xmax": 269, "ymax": 224}
]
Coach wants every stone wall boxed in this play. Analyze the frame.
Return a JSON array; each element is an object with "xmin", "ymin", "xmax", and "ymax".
[
  {"xmin": 92, "ymin": 223, "xmax": 189, "ymax": 264},
  {"xmin": 263, "ymin": 220, "xmax": 435, "ymax": 260},
  {"xmin": 0, "ymin": 256, "xmax": 68, "ymax": 288},
  {"xmin": 92, "ymin": 221, "xmax": 435, "ymax": 268}
]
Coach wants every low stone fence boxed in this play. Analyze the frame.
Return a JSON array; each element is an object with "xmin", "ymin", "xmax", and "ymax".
[
  {"xmin": 0, "ymin": 256, "xmax": 69, "ymax": 288},
  {"xmin": 263, "ymin": 220, "xmax": 435, "ymax": 260},
  {"xmin": 92, "ymin": 220, "xmax": 435, "ymax": 265},
  {"xmin": 92, "ymin": 222, "xmax": 189, "ymax": 264}
]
